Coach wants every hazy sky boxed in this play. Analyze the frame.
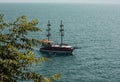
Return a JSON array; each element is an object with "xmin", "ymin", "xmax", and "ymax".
[{"xmin": 0, "ymin": 0, "xmax": 120, "ymax": 4}]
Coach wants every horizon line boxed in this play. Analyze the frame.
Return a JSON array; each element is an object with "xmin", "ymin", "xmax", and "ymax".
[{"xmin": 0, "ymin": 2, "xmax": 120, "ymax": 4}]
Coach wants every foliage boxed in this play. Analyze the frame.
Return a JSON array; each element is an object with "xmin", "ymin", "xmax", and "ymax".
[{"xmin": 0, "ymin": 14, "xmax": 61, "ymax": 82}]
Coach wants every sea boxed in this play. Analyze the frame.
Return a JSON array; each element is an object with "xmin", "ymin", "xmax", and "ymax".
[{"xmin": 1, "ymin": 3, "xmax": 120, "ymax": 82}]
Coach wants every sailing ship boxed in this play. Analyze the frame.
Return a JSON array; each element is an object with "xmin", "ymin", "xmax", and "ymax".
[{"xmin": 40, "ymin": 20, "xmax": 74, "ymax": 54}]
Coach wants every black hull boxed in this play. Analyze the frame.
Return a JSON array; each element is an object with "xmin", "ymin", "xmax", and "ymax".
[{"xmin": 40, "ymin": 48, "xmax": 73, "ymax": 55}]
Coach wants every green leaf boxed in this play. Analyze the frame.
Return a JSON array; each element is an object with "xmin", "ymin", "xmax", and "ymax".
[{"xmin": 0, "ymin": 15, "xmax": 61, "ymax": 82}]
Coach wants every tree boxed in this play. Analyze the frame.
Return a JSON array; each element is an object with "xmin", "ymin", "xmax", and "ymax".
[{"xmin": 0, "ymin": 14, "xmax": 61, "ymax": 82}]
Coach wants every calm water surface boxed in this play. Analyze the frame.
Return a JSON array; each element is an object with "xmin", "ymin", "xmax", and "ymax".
[{"xmin": 1, "ymin": 3, "xmax": 120, "ymax": 82}]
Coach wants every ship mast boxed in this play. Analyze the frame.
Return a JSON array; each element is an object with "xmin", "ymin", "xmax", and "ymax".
[
  {"xmin": 46, "ymin": 20, "xmax": 51, "ymax": 41},
  {"xmin": 60, "ymin": 20, "xmax": 64, "ymax": 45}
]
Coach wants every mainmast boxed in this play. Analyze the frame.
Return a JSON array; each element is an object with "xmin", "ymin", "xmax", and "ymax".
[
  {"xmin": 46, "ymin": 20, "xmax": 51, "ymax": 41},
  {"xmin": 60, "ymin": 20, "xmax": 64, "ymax": 45}
]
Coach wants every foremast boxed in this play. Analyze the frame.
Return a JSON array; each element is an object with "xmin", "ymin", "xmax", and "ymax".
[
  {"xmin": 60, "ymin": 20, "xmax": 64, "ymax": 45},
  {"xmin": 46, "ymin": 20, "xmax": 51, "ymax": 41}
]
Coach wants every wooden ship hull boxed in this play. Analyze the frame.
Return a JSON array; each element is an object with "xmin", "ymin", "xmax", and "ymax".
[
  {"xmin": 40, "ymin": 48, "xmax": 73, "ymax": 54},
  {"xmin": 40, "ymin": 45, "xmax": 74, "ymax": 54}
]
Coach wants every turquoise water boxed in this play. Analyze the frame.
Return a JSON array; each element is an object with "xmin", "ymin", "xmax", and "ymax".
[{"xmin": 1, "ymin": 3, "xmax": 120, "ymax": 82}]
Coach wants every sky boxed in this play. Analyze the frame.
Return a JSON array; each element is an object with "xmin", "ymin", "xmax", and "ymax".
[{"xmin": 0, "ymin": 0, "xmax": 120, "ymax": 4}]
